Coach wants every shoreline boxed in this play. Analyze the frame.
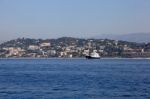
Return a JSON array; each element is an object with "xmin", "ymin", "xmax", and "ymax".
[{"xmin": 0, "ymin": 57, "xmax": 150, "ymax": 60}]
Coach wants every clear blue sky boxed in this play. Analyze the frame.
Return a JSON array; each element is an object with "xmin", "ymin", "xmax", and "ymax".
[{"xmin": 0, "ymin": 0, "xmax": 150, "ymax": 41}]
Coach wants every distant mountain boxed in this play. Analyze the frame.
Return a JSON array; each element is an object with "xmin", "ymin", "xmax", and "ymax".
[{"xmin": 95, "ymin": 33, "xmax": 150, "ymax": 43}]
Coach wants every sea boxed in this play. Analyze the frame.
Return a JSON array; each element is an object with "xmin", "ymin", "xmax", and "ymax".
[{"xmin": 0, "ymin": 58, "xmax": 150, "ymax": 99}]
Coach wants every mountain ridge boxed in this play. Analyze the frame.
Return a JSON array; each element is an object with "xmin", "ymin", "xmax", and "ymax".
[{"xmin": 94, "ymin": 33, "xmax": 150, "ymax": 43}]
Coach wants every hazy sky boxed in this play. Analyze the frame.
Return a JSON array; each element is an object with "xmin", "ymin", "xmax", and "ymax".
[{"xmin": 0, "ymin": 0, "xmax": 150, "ymax": 41}]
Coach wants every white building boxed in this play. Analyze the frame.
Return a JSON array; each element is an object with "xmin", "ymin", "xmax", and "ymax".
[
  {"xmin": 28, "ymin": 45, "xmax": 39, "ymax": 50},
  {"xmin": 8, "ymin": 47, "xmax": 24, "ymax": 56},
  {"xmin": 40, "ymin": 42, "xmax": 51, "ymax": 47}
]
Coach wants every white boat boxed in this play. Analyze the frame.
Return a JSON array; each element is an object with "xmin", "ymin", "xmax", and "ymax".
[{"xmin": 86, "ymin": 51, "xmax": 100, "ymax": 59}]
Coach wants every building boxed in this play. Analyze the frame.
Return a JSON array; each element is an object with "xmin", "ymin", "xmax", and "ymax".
[
  {"xmin": 7, "ymin": 47, "xmax": 25, "ymax": 57},
  {"xmin": 40, "ymin": 42, "xmax": 51, "ymax": 47},
  {"xmin": 28, "ymin": 45, "xmax": 39, "ymax": 50}
]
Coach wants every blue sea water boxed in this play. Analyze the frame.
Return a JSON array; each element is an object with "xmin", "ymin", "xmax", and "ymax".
[{"xmin": 0, "ymin": 58, "xmax": 150, "ymax": 99}]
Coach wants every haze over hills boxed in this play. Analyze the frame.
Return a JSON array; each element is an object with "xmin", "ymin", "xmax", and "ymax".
[
  {"xmin": 1, "ymin": 33, "xmax": 150, "ymax": 44},
  {"xmin": 95, "ymin": 33, "xmax": 150, "ymax": 43}
]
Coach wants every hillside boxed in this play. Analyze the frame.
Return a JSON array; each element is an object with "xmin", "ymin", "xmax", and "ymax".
[{"xmin": 0, "ymin": 37, "xmax": 150, "ymax": 58}]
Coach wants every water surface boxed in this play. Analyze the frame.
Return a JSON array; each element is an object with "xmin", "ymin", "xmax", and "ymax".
[{"xmin": 0, "ymin": 59, "xmax": 150, "ymax": 99}]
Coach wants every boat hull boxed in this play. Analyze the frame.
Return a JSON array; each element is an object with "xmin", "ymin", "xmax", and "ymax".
[{"xmin": 86, "ymin": 56, "xmax": 100, "ymax": 59}]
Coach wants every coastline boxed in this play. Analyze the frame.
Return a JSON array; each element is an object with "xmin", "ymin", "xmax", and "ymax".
[{"xmin": 0, "ymin": 57, "xmax": 150, "ymax": 60}]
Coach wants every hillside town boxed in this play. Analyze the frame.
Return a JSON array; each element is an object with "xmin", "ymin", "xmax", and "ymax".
[{"xmin": 0, "ymin": 37, "xmax": 150, "ymax": 58}]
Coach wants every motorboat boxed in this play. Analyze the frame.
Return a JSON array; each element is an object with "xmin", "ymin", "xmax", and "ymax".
[{"xmin": 86, "ymin": 51, "xmax": 100, "ymax": 59}]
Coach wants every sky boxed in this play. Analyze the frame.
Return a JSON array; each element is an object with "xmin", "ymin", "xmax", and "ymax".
[{"xmin": 0, "ymin": 0, "xmax": 150, "ymax": 41}]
